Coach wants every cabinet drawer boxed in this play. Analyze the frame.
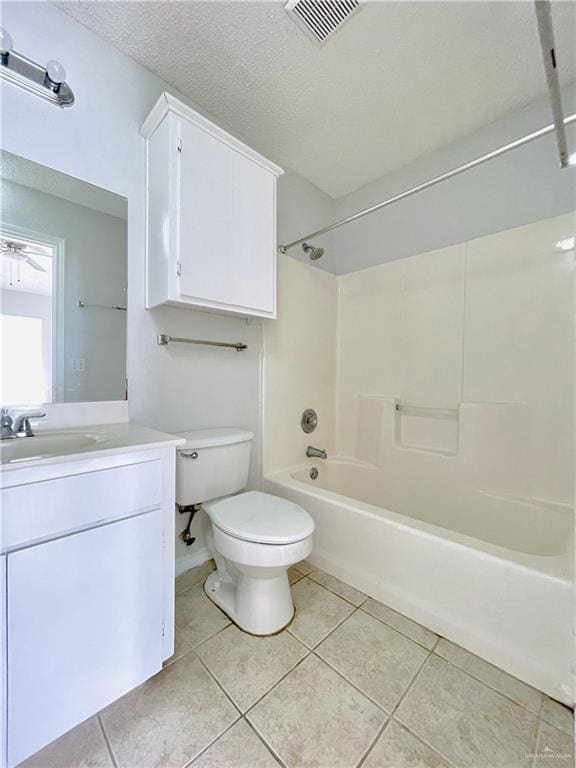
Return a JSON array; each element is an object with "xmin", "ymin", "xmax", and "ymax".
[{"xmin": 1, "ymin": 459, "xmax": 162, "ymax": 551}]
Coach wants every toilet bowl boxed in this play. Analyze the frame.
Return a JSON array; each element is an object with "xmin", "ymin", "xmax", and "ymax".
[
  {"xmin": 175, "ymin": 428, "xmax": 314, "ymax": 635},
  {"xmin": 204, "ymin": 491, "xmax": 314, "ymax": 634}
]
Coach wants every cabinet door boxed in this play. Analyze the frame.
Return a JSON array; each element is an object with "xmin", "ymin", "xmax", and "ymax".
[
  {"xmin": 178, "ymin": 120, "xmax": 276, "ymax": 315},
  {"xmin": 231, "ymin": 150, "xmax": 276, "ymax": 315},
  {"xmin": 7, "ymin": 511, "xmax": 163, "ymax": 767}
]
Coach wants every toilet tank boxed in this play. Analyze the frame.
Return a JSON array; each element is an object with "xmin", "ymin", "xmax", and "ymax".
[{"xmin": 175, "ymin": 427, "xmax": 254, "ymax": 507}]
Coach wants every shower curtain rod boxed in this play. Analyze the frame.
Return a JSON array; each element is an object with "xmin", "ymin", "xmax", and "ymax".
[{"xmin": 277, "ymin": 113, "xmax": 576, "ymax": 254}]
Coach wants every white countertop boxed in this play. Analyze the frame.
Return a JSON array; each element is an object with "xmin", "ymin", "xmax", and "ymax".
[{"xmin": 0, "ymin": 422, "xmax": 185, "ymax": 473}]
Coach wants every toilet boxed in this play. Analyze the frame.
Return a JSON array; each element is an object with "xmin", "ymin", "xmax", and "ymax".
[{"xmin": 175, "ymin": 427, "xmax": 315, "ymax": 635}]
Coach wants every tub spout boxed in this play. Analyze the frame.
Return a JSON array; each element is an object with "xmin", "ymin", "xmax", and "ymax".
[{"xmin": 306, "ymin": 445, "xmax": 327, "ymax": 459}]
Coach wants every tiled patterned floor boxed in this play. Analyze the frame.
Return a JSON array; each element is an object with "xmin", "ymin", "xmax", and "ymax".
[{"xmin": 21, "ymin": 561, "xmax": 575, "ymax": 768}]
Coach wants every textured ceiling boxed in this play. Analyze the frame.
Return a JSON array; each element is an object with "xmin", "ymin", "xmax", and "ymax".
[{"xmin": 55, "ymin": 0, "xmax": 576, "ymax": 198}]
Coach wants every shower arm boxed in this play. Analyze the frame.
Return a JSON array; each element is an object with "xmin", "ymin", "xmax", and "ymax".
[{"xmin": 277, "ymin": 112, "xmax": 576, "ymax": 255}]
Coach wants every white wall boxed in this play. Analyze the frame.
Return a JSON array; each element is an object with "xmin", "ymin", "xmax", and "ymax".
[
  {"xmin": 334, "ymin": 88, "xmax": 576, "ymax": 273},
  {"xmin": 1, "ymin": 179, "xmax": 127, "ymax": 402},
  {"xmin": 277, "ymin": 169, "xmax": 336, "ymax": 272},
  {"xmin": 0, "ymin": 1, "xmax": 333, "ymax": 570}
]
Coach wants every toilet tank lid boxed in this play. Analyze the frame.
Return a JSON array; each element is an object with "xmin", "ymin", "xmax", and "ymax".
[{"xmin": 176, "ymin": 427, "xmax": 254, "ymax": 449}]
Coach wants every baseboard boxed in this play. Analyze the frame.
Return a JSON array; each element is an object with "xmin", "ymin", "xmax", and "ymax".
[{"xmin": 175, "ymin": 547, "xmax": 211, "ymax": 577}]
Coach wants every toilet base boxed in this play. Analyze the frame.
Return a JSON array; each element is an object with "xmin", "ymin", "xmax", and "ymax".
[{"xmin": 204, "ymin": 568, "xmax": 295, "ymax": 636}]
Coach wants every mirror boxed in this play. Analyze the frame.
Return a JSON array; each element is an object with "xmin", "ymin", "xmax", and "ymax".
[{"xmin": 0, "ymin": 151, "xmax": 127, "ymax": 404}]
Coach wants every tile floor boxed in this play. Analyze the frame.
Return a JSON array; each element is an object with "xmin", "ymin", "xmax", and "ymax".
[{"xmin": 21, "ymin": 560, "xmax": 575, "ymax": 768}]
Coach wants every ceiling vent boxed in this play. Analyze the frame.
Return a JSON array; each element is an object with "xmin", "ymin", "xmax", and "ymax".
[{"xmin": 284, "ymin": 0, "xmax": 362, "ymax": 45}]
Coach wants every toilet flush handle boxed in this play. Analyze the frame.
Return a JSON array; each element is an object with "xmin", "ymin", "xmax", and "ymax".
[{"xmin": 181, "ymin": 451, "xmax": 198, "ymax": 459}]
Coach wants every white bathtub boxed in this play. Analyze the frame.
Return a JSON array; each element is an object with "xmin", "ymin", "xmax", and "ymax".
[{"xmin": 264, "ymin": 458, "xmax": 574, "ymax": 705}]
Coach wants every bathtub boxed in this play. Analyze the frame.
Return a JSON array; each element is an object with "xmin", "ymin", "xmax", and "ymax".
[{"xmin": 264, "ymin": 458, "xmax": 574, "ymax": 705}]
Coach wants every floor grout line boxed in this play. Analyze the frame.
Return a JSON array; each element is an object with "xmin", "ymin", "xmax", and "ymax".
[
  {"xmin": 428, "ymin": 650, "xmax": 545, "ymax": 718},
  {"xmin": 243, "ymin": 652, "xmax": 313, "ymax": 719},
  {"xmin": 193, "ymin": 649, "xmax": 244, "ymax": 717},
  {"xmin": 310, "ymin": 649, "xmax": 390, "ymax": 716},
  {"xmin": 191, "ymin": 618, "xmax": 234, "ymax": 651},
  {"xmin": 387, "ymin": 719, "xmax": 460, "ymax": 768},
  {"xmin": 355, "ymin": 598, "xmax": 550, "ymax": 721},
  {"xmin": 387, "ymin": 645, "xmax": 432, "ymax": 719},
  {"xmin": 307, "ymin": 569, "xmax": 370, "ymax": 608},
  {"xmin": 378, "ymin": 650, "xmax": 461, "ymax": 768},
  {"xmin": 536, "ymin": 691, "xmax": 545, "ymax": 720},
  {"xmin": 174, "ymin": 582, "xmax": 208, "ymax": 598},
  {"xmin": 197, "ymin": 641, "xmax": 312, "ymax": 719},
  {"xmin": 291, "ymin": 562, "xmax": 314, "ymax": 577},
  {"xmin": 243, "ymin": 716, "xmax": 289, "ymax": 768},
  {"xmin": 174, "ymin": 565, "xmax": 216, "ymax": 598},
  {"xmin": 287, "ymin": 601, "xmax": 359, "ymax": 651},
  {"xmin": 288, "ymin": 569, "xmax": 307, "ymax": 586},
  {"xmin": 358, "ymin": 603, "xmax": 440, "ymax": 652},
  {"xmin": 96, "ymin": 713, "xmax": 119, "ymax": 768},
  {"xmin": 355, "ymin": 717, "xmax": 391, "ymax": 768},
  {"xmin": 183, "ymin": 715, "xmax": 242, "ymax": 768},
  {"xmin": 162, "ymin": 634, "xmax": 195, "ymax": 668},
  {"xmin": 388, "ymin": 649, "xmax": 538, "ymax": 768},
  {"xmin": 530, "ymin": 718, "xmax": 544, "ymax": 768}
]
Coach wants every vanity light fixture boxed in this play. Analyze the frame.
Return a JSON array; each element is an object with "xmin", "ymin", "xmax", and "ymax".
[{"xmin": 0, "ymin": 28, "xmax": 74, "ymax": 107}]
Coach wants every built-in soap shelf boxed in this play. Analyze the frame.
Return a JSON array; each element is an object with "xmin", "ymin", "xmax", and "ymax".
[
  {"xmin": 394, "ymin": 400, "xmax": 460, "ymax": 455},
  {"xmin": 395, "ymin": 403, "xmax": 458, "ymax": 420}
]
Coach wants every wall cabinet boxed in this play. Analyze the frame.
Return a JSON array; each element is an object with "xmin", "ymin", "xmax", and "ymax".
[{"xmin": 141, "ymin": 93, "xmax": 283, "ymax": 319}]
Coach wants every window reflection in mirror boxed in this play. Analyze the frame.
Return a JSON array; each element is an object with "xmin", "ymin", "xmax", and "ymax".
[{"xmin": 0, "ymin": 151, "xmax": 127, "ymax": 405}]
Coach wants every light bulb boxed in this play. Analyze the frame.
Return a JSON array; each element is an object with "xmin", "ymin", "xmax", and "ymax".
[
  {"xmin": 0, "ymin": 28, "xmax": 13, "ymax": 56},
  {"xmin": 45, "ymin": 59, "xmax": 66, "ymax": 85}
]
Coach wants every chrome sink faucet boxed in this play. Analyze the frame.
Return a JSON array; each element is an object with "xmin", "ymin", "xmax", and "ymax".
[
  {"xmin": 306, "ymin": 445, "xmax": 327, "ymax": 460},
  {"xmin": 1, "ymin": 408, "xmax": 46, "ymax": 439}
]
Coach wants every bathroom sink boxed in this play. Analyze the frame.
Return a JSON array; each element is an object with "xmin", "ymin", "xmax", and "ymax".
[
  {"xmin": 0, "ymin": 424, "xmax": 185, "ymax": 468},
  {"xmin": 0, "ymin": 431, "xmax": 106, "ymax": 464}
]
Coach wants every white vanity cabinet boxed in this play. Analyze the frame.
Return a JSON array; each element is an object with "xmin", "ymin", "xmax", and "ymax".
[
  {"xmin": 0, "ymin": 428, "xmax": 182, "ymax": 768},
  {"xmin": 141, "ymin": 92, "xmax": 283, "ymax": 319}
]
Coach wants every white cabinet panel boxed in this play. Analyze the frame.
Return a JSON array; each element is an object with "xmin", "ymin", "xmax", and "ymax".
[
  {"xmin": 178, "ymin": 123, "xmax": 276, "ymax": 314},
  {"xmin": 2, "ymin": 458, "xmax": 162, "ymax": 551},
  {"xmin": 7, "ymin": 511, "xmax": 163, "ymax": 767},
  {"xmin": 231, "ymin": 151, "xmax": 276, "ymax": 314},
  {"xmin": 178, "ymin": 119, "xmax": 235, "ymax": 305},
  {"xmin": 142, "ymin": 92, "xmax": 282, "ymax": 319}
]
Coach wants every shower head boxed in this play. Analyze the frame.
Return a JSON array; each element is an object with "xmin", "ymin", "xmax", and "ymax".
[{"xmin": 302, "ymin": 242, "xmax": 324, "ymax": 260}]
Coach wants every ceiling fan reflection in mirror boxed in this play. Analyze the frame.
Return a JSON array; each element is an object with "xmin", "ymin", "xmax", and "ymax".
[{"xmin": 0, "ymin": 239, "xmax": 47, "ymax": 286}]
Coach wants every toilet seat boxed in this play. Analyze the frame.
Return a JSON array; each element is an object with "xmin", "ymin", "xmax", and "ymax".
[{"xmin": 204, "ymin": 490, "xmax": 315, "ymax": 545}]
